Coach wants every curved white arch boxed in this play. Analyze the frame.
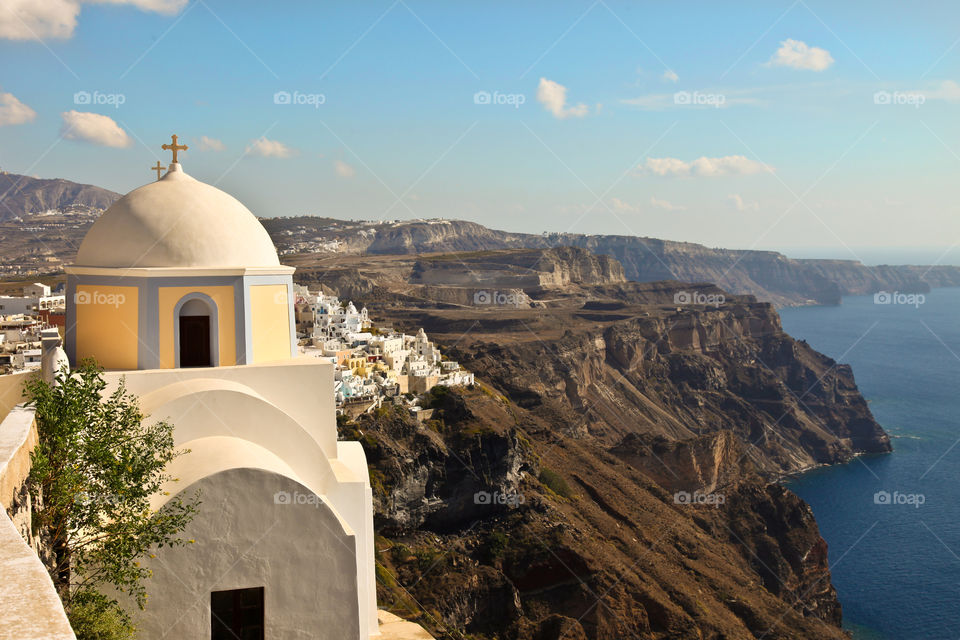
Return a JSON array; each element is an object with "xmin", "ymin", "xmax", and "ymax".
[
  {"xmin": 173, "ymin": 292, "xmax": 220, "ymax": 368},
  {"xmin": 137, "ymin": 462, "xmax": 362, "ymax": 639},
  {"xmin": 153, "ymin": 436, "xmax": 353, "ymax": 539},
  {"xmin": 139, "ymin": 379, "xmax": 337, "ymax": 492}
]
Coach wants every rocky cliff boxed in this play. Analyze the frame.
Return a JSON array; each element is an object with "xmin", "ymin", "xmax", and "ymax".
[
  {"xmin": 350, "ymin": 388, "xmax": 850, "ymax": 640},
  {"xmin": 267, "ymin": 217, "xmax": 960, "ymax": 306},
  {"xmin": 338, "ymin": 263, "xmax": 890, "ymax": 639},
  {"xmin": 448, "ymin": 291, "xmax": 888, "ymax": 477},
  {"xmin": 410, "ymin": 247, "xmax": 625, "ymax": 289}
]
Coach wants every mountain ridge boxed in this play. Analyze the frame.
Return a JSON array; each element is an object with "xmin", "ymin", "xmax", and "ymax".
[
  {"xmin": 2, "ymin": 172, "xmax": 957, "ymax": 306},
  {"xmin": 264, "ymin": 216, "xmax": 960, "ymax": 306},
  {"xmin": 0, "ymin": 172, "xmax": 120, "ymax": 219}
]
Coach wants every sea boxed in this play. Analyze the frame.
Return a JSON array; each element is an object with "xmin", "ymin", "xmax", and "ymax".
[{"xmin": 780, "ymin": 286, "xmax": 960, "ymax": 640}]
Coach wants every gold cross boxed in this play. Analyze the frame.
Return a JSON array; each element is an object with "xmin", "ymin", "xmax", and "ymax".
[
  {"xmin": 151, "ymin": 160, "xmax": 164, "ymax": 180},
  {"xmin": 161, "ymin": 134, "xmax": 188, "ymax": 164}
]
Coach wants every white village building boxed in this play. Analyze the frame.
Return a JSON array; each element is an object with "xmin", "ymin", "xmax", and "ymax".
[
  {"xmin": 296, "ymin": 291, "xmax": 370, "ymax": 339},
  {"xmin": 0, "ymin": 283, "xmax": 65, "ymax": 316}
]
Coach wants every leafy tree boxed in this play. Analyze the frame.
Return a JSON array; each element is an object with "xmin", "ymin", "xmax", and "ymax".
[{"xmin": 26, "ymin": 360, "xmax": 199, "ymax": 636}]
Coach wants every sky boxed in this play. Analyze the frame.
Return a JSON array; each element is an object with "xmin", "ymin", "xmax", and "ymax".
[{"xmin": 2, "ymin": 0, "xmax": 960, "ymax": 260}]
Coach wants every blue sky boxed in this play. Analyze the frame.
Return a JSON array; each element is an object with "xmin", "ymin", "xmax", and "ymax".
[{"xmin": 2, "ymin": 0, "xmax": 960, "ymax": 258}]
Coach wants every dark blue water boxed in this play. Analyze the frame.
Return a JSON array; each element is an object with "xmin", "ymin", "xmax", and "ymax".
[{"xmin": 780, "ymin": 288, "xmax": 960, "ymax": 640}]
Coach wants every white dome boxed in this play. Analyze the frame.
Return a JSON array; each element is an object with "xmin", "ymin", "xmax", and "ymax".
[{"xmin": 75, "ymin": 164, "xmax": 280, "ymax": 269}]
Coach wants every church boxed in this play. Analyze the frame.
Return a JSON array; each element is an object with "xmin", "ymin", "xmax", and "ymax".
[{"xmin": 63, "ymin": 136, "xmax": 379, "ymax": 639}]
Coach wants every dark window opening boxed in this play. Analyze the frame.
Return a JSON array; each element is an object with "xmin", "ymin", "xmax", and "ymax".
[
  {"xmin": 179, "ymin": 315, "xmax": 211, "ymax": 367},
  {"xmin": 211, "ymin": 586, "xmax": 264, "ymax": 640}
]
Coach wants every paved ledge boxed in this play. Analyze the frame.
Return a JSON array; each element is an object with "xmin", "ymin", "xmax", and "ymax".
[
  {"xmin": 0, "ymin": 515, "xmax": 75, "ymax": 640},
  {"xmin": 378, "ymin": 610, "xmax": 436, "ymax": 639},
  {"xmin": 0, "ymin": 402, "xmax": 75, "ymax": 640},
  {"xmin": 0, "ymin": 405, "xmax": 37, "ymax": 514}
]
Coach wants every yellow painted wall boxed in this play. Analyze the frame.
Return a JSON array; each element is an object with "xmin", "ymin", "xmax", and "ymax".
[
  {"xmin": 250, "ymin": 284, "xmax": 292, "ymax": 363},
  {"xmin": 158, "ymin": 286, "xmax": 236, "ymax": 368},
  {"xmin": 75, "ymin": 284, "xmax": 139, "ymax": 370}
]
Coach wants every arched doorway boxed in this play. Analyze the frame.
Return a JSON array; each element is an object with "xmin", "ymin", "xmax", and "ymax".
[{"xmin": 175, "ymin": 295, "xmax": 218, "ymax": 367}]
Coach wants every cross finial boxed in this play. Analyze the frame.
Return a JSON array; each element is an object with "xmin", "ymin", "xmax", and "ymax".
[
  {"xmin": 151, "ymin": 160, "xmax": 165, "ymax": 180},
  {"xmin": 161, "ymin": 134, "xmax": 188, "ymax": 164}
]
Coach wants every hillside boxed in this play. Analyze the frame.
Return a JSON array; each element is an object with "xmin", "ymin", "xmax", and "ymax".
[
  {"xmin": 0, "ymin": 173, "xmax": 121, "ymax": 276},
  {"xmin": 323, "ymin": 247, "xmax": 890, "ymax": 639},
  {"xmin": 0, "ymin": 172, "xmax": 120, "ymax": 220}
]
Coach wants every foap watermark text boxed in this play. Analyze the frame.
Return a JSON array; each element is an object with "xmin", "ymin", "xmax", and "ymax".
[
  {"xmin": 874, "ymin": 490, "xmax": 925, "ymax": 508},
  {"xmin": 474, "ymin": 490, "xmax": 525, "ymax": 506},
  {"xmin": 874, "ymin": 291, "xmax": 925, "ymax": 308},
  {"xmin": 474, "ymin": 290, "xmax": 529, "ymax": 307},
  {"xmin": 674, "ymin": 291, "xmax": 725, "ymax": 307},
  {"xmin": 473, "ymin": 90, "xmax": 526, "ymax": 108},
  {"xmin": 74, "ymin": 291, "xmax": 125, "ymax": 308},
  {"xmin": 674, "ymin": 91, "xmax": 726, "ymax": 108},
  {"xmin": 674, "ymin": 490, "xmax": 725, "ymax": 507},
  {"xmin": 274, "ymin": 90, "xmax": 325, "ymax": 108},
  {"xmin": 74, "ymin": 90, "xmax": 125, "ymax": 108}
]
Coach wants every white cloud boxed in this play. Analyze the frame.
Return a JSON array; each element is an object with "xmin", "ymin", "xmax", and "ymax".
[
  {"xmin": 537, "ymin": 78, "xmax": 588, "ymax": 119},
  {"xmin": 0, "ymin": 0, "xmax": 78, "ymax": 40},
  {"xmin": 196, "ymin": 135, "xmax": 224, "ymax": 151},
  {"xmin": 662, "ymin": 69, "xmax": 679, "ymax": 83},
  {"xmin": 610, "ymin": 197, "xmax": 640, "ymax": 213},
  {"xmin": 610, "ymin": 196, "xmax": 685, "ymax": 213},
  {"xmin": 246, "ymin": 136, "xmax": 295, "ymax": 158},
  {"xmin": 727, "ymin": 193, "xmax": 760, "ymax": 212},
  {"xmin": 643, "ymin": 157, "xmax": 691, "ymax": 176},
  {"xmin": 650, "ymin": 196, "xmax": 685, "ymax": 211},
  {"xmin": 642, "ymin": 155, "xmax": 774, "ymax": 177},
  {"xmin": 917, "ymin": 80, "xmax": 960, "ymax": 102},
  {"xmin": 0, "ymin": 0, "xmax": 185, "ymax": 40},
  {"xmin": 767, "ymin": 39, "xmax": 834, "ymax": 71},
  {"xmin": 91, "ymin": 0, "xmax": 186, "ymax": 14},
  {"xmin": 60, "ymin": 110, "xmax": 130, "ymax": 147},
  {"xmin": 334, "ymin": 159, "xmax": 355, "ymax": 178},
  {"xmin": 0, "ymin": 90, "xmax": 36, "ymax": 126}
]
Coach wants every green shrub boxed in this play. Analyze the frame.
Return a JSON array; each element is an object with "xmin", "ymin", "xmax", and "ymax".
[
  {"xmin": 483, "ymin": 531, "xmax": 509, "ymax": 563},
  {"xmin": 389, "ymin": 543, "xmax": 413, "ymax": 563},
  {"xmin": 67, "ymin": 590, "xmax": 135, "ymax": 640},
  {"xmin": 539, "ymin": 468, "xmax": 574, "ymax": 499},
  {"xmin": 375, "ymin": 563, "xmax": 396, "ymax": 588}
]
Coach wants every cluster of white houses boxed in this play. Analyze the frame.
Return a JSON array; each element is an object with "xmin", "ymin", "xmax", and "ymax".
[
  {"xmin": 0, "ymin": 283, "xmax": 66, "ymax": 373},
  {"xmin": 293, "ymin": 287, "xmax": 474, "ymax": 414}
]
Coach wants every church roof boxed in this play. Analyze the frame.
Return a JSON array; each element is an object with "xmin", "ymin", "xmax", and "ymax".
[{"xmin": 74, "ymin": 163, "xmax": 281, "ymax": 269}]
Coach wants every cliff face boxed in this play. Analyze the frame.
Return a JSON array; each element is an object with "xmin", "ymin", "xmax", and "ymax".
[
  {"xmin": 352, "ymin": 390, "xmax": 849, "ymax": 640},
  {"xmin": 270, "ymin": 217, "xmax": 960, "ymax": 306},
  {"xmin": 348, "ymin": 270, "xmax": 890, "ymax": 639},
  {"xmin": 411, "ymin": 247, "xmax": 625, "ymax": 289},
  {"xmin": 431, "ymin": 286, "xmax": 889, "ymax": 478},
  {"xmin": 795, "ymin": 259, "xmax": 929, "ymax": 297},
  {"xmin": 289, "ymin": 247, "xmax": 627, "ymax": 308}
]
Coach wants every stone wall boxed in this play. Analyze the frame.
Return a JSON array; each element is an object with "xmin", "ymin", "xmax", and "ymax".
[{"xmin": 0, "ymin": 379, "xmax": 75, "ymax": 640}]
